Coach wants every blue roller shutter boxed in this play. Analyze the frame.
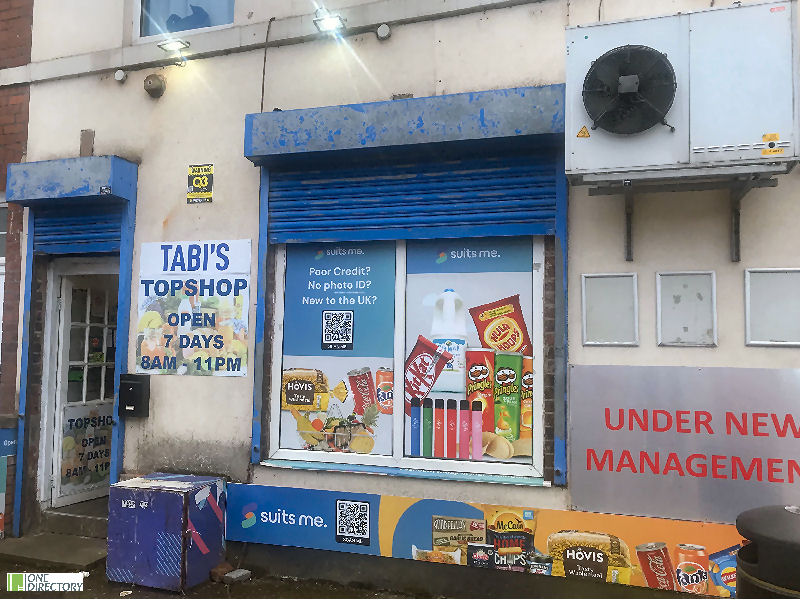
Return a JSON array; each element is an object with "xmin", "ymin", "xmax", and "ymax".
[
  {"xmin": 33, "ymin": 202, "xmax": 125, "ymax": 254},
  {"xmin": 267, "ymin": 154, "xmax": 559, "ymax": 243}
]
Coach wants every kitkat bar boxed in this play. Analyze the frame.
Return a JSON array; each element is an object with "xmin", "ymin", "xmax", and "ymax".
[
  {"xmin": 404, "ymin": 335, "xmax": 453, "ymax": 415},
  {"xmin": 469, "ymin": 295, "xmax": 532, "ymax": 356}
]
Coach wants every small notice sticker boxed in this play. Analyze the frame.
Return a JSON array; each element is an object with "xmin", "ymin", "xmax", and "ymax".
[
  {"xmin": 577, "ymin": 126, "xmax": 590, "ymax": 138},
  {"xmin": 762, "ymin": 147, "xmax": 785, "ymax": 156},
  {"xmin": 763, "ymin": 133, "xmax": 780, "ymax": 142},
  {"xmin": 187, "ymin": 164, "xmax": 214, "ymax": 204}
]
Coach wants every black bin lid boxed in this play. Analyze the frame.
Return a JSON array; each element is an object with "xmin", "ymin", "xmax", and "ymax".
[{"xmin": 737, "ymin": 505, "xmax": 800, "ymax": 592}]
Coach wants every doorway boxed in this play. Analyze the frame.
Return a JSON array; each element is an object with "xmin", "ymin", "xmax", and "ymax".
[{"xmin": 45, "ymin": 259, "xmax": 119, "ymax": 509}]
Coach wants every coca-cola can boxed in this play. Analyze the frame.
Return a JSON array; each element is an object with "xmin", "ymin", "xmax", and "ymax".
[
  {"xmin": 348, "ymin": 367, "xmax": 377, "ymax": 415},
  {"xmin": 636, "ymin": 542, "xmax": 677, "ymax": 591}
]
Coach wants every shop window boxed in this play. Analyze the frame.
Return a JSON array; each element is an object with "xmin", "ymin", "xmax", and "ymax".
[
  {"xmin": 269, "ymin": 237, "xmax": 545, "ymax": 478},
  {"xmin": 581, "ymin": 273, "xmax": 638, "ymax": 346},
  {"xmin": 745, "ymin": 269, "xmax": 800, "ymax": 346},
  {"xmin": 140, "ymin": 0, "xmax": 234, "ymax": 38},
  {"xmin": 657, "ymin": 271, "xmax": 717, "ymax": 347}
]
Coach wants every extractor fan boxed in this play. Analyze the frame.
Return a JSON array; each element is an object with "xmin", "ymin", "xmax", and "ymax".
[{"xmin": 582, "ymin": 44, "xmax": 677, "ymax": 135}]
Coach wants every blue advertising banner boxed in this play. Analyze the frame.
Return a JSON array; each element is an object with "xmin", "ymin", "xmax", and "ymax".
[
  {"xmin": 226, "ymin": 482, "xmax": 743, "ymax": 597},
  {"xmin": 280, "ymin": 241, "xmax": 396, "ymax": 456},
  {"xmin": 406, "ymin": 237, "xmax": 533, "ymax": 274},
  {"xmin": 0, "ymin": 428, "xmax": 16, "ymax": 457},
  {"xmin": 283, "ymin": 241, "xmax": 396, "ymax": 358}
]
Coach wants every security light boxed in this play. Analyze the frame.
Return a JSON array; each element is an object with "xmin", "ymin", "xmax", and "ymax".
[
  {"xmin": 314, "ymin": 8, "xmax": 346, "ymax": 33},
  {"xmin": 157, "ymin": 39, "xmax": 190, "ymax": 53}
]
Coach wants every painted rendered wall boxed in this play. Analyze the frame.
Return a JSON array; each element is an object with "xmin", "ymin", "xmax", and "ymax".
[
  {"xmin": 26, "ymin": 52, "xmax": 264, "ymax": 481},
  {"xmin": 21, "ymin": 0, "xmax": 800, "ymax": 495}
]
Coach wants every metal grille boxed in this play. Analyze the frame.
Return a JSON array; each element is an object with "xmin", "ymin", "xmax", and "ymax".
[
  {"xmin": 268, "ymin": 155, "xmax": 559, "ymax": 243},
  {"xmin": 34, "ymin": 203, "xmax": 124, "ymax": 254}
]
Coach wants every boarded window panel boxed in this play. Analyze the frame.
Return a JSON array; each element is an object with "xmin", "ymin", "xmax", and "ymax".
[
  {"xmin": 582, "ymin": 274, "xmax": 637, "ymax": 345},
  {"xmin": 658, "ymin": 272, "xmax": 716, "ymax": 346},
  {"xmin": 747, "ymin": 270, "xmax": 800, "ymax": 345}
]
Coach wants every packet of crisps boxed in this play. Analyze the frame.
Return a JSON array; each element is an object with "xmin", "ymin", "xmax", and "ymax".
[
  {"xmin": 469, "ymin": 295, "xmax": 532, "ymax": 355},
  {"xmin": 709, "ymin": 544, "xmax": 740, "ymax": 598}
]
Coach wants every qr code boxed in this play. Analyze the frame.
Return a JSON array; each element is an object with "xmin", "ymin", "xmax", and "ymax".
[
  {"xmin": 322, "ymin": 310, "xmax": 354, "ymax": 350},
  {"xmin": 335, "ymin": 499, "xmax": 370, "ymax": 546}
]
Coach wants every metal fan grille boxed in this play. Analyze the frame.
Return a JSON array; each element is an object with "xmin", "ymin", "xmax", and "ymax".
[{"xmin": 582, "ymin": 45, "xmax": 677, "ymax": 135}]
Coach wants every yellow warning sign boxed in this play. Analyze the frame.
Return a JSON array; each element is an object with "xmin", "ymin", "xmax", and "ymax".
[
  {"xmin": 577, "ymin": 126, "xmax": 590, "ymax": 138},
  {"xmin": 762, "ymin": 147, "xmax": 784, "ymax": 156},
  {"xmin": 762, "ymin": 133, "xmax": 780, "ymax": 142}
]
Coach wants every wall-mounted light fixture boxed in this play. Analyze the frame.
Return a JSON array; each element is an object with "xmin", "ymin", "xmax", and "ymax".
[
  {"xmin": 314, "ymin": 7, "xmax": 346, "ymax": 34},
  {"xmin": 157, "ymin": 38, "xmax": 190, "ymax": 66}
]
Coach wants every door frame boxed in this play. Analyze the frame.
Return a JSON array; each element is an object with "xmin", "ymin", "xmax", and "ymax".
[{"xmin": 38, "ymin": 257, "xmax": 120, "ymax": 509}]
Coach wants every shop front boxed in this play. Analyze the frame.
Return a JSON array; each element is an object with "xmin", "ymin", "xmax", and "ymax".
[{"xmin": 5, "ymin": 156, "xmax": 137, "ymax": 535}]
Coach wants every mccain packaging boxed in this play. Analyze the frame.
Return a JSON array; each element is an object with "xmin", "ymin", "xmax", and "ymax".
[
  {"xmin": 469, "ymin": 294, "xmax": 532, "ymax": 355},
  {"xmin": 432, "ymin": 515, "xmax": 487, "ymax": 565},
  {"xmin": 493, "ymin": 351, "xmax": 522, "ymax": 442},
  {"xmin": 547, "ymin": 530, "xmax": 632, "ymax": 584},
  {"xmin": 465, "ymin": 348, "xmax": 495, "ymax": 432},
  {"xmin": 484, "ymin": 506, "xmax": 537, "ymax": 572},
  {"xmin": 404, "ymin": 335, "xmax": 452, "ymax": 415},
  {"xmin": 467, "ymin": 544, "xmax": 496, "ymax": 569},
  {"xmin": 519, "ymin": 355, "xmax": 534, "ymax": 440},
  {"xmin": 281, "ymin": 368, "xmax": 329, "ymax": 411}
]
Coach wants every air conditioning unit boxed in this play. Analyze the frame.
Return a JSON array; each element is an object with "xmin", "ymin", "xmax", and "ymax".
[{"xmin": 565, "ymin": 0, "xmax": 799, "ymax": 183}]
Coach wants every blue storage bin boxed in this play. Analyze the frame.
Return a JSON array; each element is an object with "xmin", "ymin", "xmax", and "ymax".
[{"xmin": 107, "ymin": 473, "xmax": 226, "ymax": 591}]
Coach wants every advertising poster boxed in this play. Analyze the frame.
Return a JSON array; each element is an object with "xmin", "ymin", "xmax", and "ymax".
[
  {"xmin": 136, "ymin": 240, "xmax": 250, "ymax": 376},
  {"xmin": 569, "ymin": 365, "xmax": 800, "ymax": 523},
  {"xmin": 60, "ymin": 404, "xmax": 113, "ymax": 495},
  {"xmin": 280, "ymin": 242, "xmax": 396, "ymax": 455},
  {"xmin": 404, "ymin": 237, "xmax": 536, "ymax": 464},
  {"xmin": 187, "ymin": 164, "xmax": 213, "ymax": 204},
  {"xmin": 227, "ymin": 483, "xmax": 742, "ymax": 597}
]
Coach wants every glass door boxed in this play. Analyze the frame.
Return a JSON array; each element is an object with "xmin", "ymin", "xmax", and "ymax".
[{"xmin": 51, "ymin": 274, "xmax": 118, "ymax": 507}]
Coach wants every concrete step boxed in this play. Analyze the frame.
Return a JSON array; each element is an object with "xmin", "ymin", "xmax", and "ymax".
[
  {"xmin": 43, "ymin": 509, "xmax": 108, "ymax": 539},
  {"xmin": 0, "ymin": 533, "xmax": 106, "ymax": 568}
]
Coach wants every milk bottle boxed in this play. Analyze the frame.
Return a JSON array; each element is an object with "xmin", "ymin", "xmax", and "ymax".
[{"xmin": 431, "ymin": 289, "xmax": 467, "ymax": 393}]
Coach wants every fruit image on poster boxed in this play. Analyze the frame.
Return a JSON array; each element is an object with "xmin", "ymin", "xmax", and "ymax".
[
  {"xmin": 227, "ymin": 483, "xmax": 744, "ymax": 598},
  {"xmin": 280, "ymin": 242, "xmax": 396, "ymax": 455},
  {"xmin": 403, "ymin": 237, "xmax": 538, "ymax": 464},
  {"xmin": 136, "ymin": 240, "xmax": 250, "ymax": 376}
]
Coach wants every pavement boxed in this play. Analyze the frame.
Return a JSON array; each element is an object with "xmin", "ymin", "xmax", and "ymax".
[{"xmin": 0, "ymin": 555, "xmax": 416, "ymax": 599}]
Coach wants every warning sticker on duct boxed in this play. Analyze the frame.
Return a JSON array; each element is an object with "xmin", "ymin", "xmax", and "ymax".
[{"xmin": 187, "ymin": 164, "xmax": 213, "ymax": 204}]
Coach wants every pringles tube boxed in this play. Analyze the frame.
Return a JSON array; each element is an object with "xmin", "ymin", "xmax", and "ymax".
[
  {"xmin": 519, "ymin": 355, "xmax": 534, "ymax": 439},
  {"xmin": 466, "ymin": 348, "xmax": 495, "ymax": 432},
  {"xmin": 493, "ymin": 351, "xmax": 522, "ymax": 442}
]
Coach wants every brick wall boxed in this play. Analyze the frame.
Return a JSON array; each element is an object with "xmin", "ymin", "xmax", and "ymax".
[{"xmin": 0, "ymin": 0, "xmax": 33, "ymax": 536}]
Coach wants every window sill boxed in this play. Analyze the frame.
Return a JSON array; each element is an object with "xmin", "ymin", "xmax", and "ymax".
[{"xmin": 260, "ymin": 458, "xmax": 548, "ymax": 487}]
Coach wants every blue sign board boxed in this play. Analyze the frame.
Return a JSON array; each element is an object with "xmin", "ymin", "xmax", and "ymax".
[
  {"xmin": 0, "ymin": 428, "xmax": 17, "ymax": 457},
  {"xmin": 283, "ymin": 241, "xmax": 396, "ymax": 358}
]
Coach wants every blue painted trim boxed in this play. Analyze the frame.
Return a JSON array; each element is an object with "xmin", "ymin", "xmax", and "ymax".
[
  {"xmin": 7, "ymin": 156, "xmax": 137, "ymax": 205},
  {"xmin": 245, "ymin": 85, "xmax": 565, "ymax": 161},
  {"xmin": 262, "ymin": 460, "xmax": 546, "ymax": 487},
  {"xmin": 554, "ymin": 168, "xmax": 569, "ymax": 486},
  {"xmin": 250, "ymin": 168, "xmax": 270, "ymax": 464},
  {"xmin": 13, "ymin": 213, "xmax": 34, "ymax": 538},
  {"xmin": 110, "ymin": 163, "xmax": 138, "ymax": 484}
]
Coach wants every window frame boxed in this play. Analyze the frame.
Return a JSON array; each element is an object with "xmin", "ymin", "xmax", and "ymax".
[
  {"xmin": 745, "ymin": 268, "xmax": 800, "ymax": 347},
  {"xmin": 265, "ymin": 238, "xmax": 546, "ymax": 480},
  {"xmin": 656, "ymin": 270, "xmax": 718, "ymax": 347},
  {"xmin": 580, "ymin": 272, "xmax": 639, "ymax": 347},
  {"xmin": 132, "ymin": 0, "xmax": 236, "ymax": 44}
]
